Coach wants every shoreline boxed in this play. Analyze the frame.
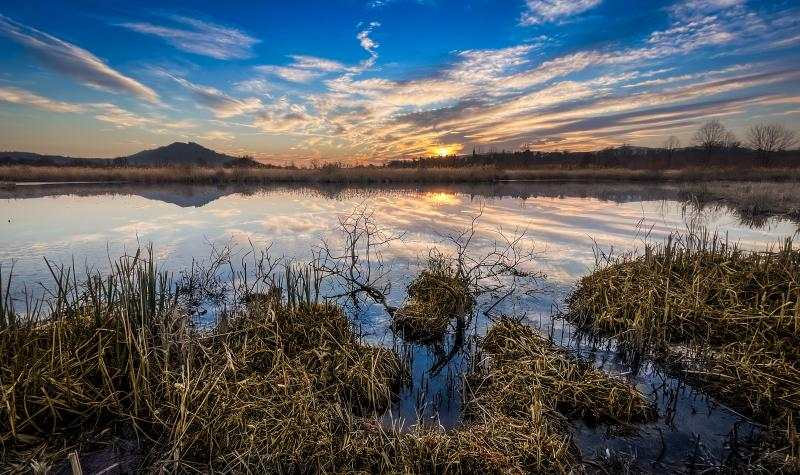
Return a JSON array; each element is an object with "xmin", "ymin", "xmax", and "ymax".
[{"xmin": 2, "ymin": 164, "xmax": 800, "ymax": 186}]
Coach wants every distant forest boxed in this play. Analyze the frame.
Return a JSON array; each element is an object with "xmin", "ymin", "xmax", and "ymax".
[
  {"xmin": 389, "ymin": 120, "xmax": 800, "ymax": 170},
  {"xmin": 387, "ymin": 145, "xmax": 800, "ymax": 170}
]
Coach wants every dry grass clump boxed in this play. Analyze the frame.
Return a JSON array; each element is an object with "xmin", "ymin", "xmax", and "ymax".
[
  {"xmin": 394, "ymin": 255, "xmax": 474, "ymax": 342},
  {"xmin": 393, "ymin": 411, "xmax": 579, "ymax": 474},
  {"xmin": 566, "ymin": 232, "xmax": 800, "ymax": 459},
  {"xmin": 0, "ymin": 253, "xmax": 407, "ymax": 472},
  {"xmin": 472, "ymin": 319, "xmax": 656, "ymax": 425},
  {"xmin": 0, "ymin": 251, "xmax": 584, "ymax": 473},
  {"xmin": 568, "ymin": 233, "xmax": 800, "ymax": 358}
]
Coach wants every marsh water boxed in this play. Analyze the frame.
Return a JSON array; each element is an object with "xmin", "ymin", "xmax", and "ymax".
[{"xmin": 2, "ymin": 181, "xmax": 797, "ymax": 471}]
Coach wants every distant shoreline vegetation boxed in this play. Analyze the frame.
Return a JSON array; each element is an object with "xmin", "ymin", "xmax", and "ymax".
[
  {"xmin": 1, "ymin": 121, "xmax": 798, "ymax": 179},
  {"xmin": 2, "ymin": 162, "xmax": 800, "ymax": 186}
]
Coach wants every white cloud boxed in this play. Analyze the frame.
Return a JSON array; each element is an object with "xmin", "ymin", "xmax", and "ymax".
[
  {"xmin": 234, "ymin": 79, "xmax": 272, "ymax": 96},
  {"xmin": 167, "ymin": 74, "xmax": 262, "ymax": 118},
  {"xmin": 289, "ymin": 55, "xmax": 349, "ymax": 72},
  {"xmin": 254, "ymin": 99, "xmax": 317, "ymax": 133},
  {"xmin": 254, "ymin": 65, "xmax": 321, "ymax": 83},
  {"xmin": 0, "ymin": 87, "xmax": 85, "ymax": 113},
  {"xmin": 520, "ymin": 0, "xmax": 601, "ymax": 25},
  {"xmin": 357, "ymin": 21, "xmax": 381, "ymax": 67},
  {"xmin": 0, "ymin": 14, "xmax": 160, "ymax": 103},
  {"xmin": 669, "ymin": 0, "xmax": 746, "ymax": 20},
  {"xmin": 118, "ymin": 15, "xmax": 259, "ymax": 60},
  {"xmin": 90, "ymin": 102, "xmax": 195, "ymax": 132},
  {"xmin": 197, "ymin": 130, "xmax": 236, "ymax": 141},
  {"xmin": 254, "ymin": 54, "xmax": 352, "ymax": 83}
]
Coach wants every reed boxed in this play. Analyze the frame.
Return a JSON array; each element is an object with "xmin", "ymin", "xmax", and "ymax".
[
  {"xmin": 3, "ymin": 164, "xmax": 800, "ymax": 186},
  {"xmin": 393, "ymin": 254, "xmax": 474, "ymax": 342},
  {"xmin": 0, "ymin": 249, "xmax": 409, "ymax": 472},
  {"xmin": 0, "ymin": 247, "xmax": 585, "ymax": 474},
  {"xmin": 566, "ymin": 231, "xmax": 800, "ymax": 464},
  {"xmin": 681, "ymin": 181, "xmax": 800, "ymax": 225},
  {"xmin": 471, "ymin": 319, "xmax": 656, "ymax": 425}
]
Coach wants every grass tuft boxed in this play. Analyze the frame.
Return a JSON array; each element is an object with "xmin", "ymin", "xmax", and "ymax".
[
  {"xmin": 566, "ymin": 231, "xmax": 800, "ymax": 463},
  {"xmin": 393, "ymin": 254, "xmax": 474, "ymax": 342},
  {"xmin": 471, "ymin": 318, "xmax": 656, "ymax": 425}
]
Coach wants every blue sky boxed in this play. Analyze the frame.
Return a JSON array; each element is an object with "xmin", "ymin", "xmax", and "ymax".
[{"xmin": 0, "ymin": 0, "xmax": 799, "ymax": 163}]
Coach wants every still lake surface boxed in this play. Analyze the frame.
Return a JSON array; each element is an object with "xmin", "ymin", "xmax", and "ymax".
[{"xmin": 1, "ymin": 181, "xmax": 797, "ymax": 470}]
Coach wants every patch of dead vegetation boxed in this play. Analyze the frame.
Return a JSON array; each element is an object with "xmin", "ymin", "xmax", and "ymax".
[{"xmin": 567, "ymin": 231, "xmax": 800, "ymax": 466}]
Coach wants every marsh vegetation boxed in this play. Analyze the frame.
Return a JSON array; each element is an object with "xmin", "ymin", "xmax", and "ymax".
[
  {"xmin": 2, "ymin": 187, "xmax": 800, "ymax": 472},
  {"xmin": 568, "ymin": 231, "xmax": 800, "ymax": 471}
]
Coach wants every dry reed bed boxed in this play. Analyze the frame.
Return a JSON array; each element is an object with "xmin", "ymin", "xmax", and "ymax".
[
  {"xmin": 3, "ymin": 164, "xmax": 800, "ymax": 186},
  {"xmin": 0, "ymin": 255, "xmax": 408, "ymax": 472},
  {"xmin": 393, "ymin": 256, "xmax": 474, "ymax": 342},
  {"xmin": 0, "ymin": 251, "xmax": 606, "ymax": 474},
  {"xmin": 471, "ymin": 319, "xmax": 656, "ymax": 426},
  {"xmin": 566, "ymin": 232, "xmax": 800, "ymax": 468}
]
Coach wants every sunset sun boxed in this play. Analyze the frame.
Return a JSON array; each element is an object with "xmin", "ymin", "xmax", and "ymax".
[{"xmin": 431, "ymin": 144, "xmax": 461, "ymax": 157}]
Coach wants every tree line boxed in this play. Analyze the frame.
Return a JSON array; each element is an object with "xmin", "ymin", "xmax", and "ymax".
[{"xmin": 389, "ymin": 121, "xmax": 798, "ymax": 169}]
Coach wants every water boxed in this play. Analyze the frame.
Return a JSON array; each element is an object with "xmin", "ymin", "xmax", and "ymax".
[{"xmin": 1, "ymin": 182, "xmax": 796, "ymax": 470}]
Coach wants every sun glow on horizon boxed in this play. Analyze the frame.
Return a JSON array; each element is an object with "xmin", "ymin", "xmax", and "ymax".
[{"xmin": 431, "ymin": 144, "xmax": 463, "ymax": 157}]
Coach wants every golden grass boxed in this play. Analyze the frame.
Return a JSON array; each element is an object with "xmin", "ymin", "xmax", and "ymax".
[
  {"xmin": 0, "ymin": 254, "xmax": 407, "ymax": 471},
  {"xmin": 3, "ymin": 164, "xmax": 800, "ymax": 185},
  {"xmin": 394, "ymin": 255, "xmax": 474, "ymax": 342},
  {"xmin": 0, "ymin": 251, "xmax": 588, "ymax": 473},
  {"xmin": 566, "ymin": 231, "xmax": 800, "ymax": 464},
  {"xmin": 682, "ymin": 181, "xmax": 800, "ymax": 225},
  {"xmin": 472, "ymin": 319, "xmax": 656, "ymax": 425}
]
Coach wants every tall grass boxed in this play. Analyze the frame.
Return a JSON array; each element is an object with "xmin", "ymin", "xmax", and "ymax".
[
  {"xmin": 3, "ymin": 164, "xmax": 800, "ymax": 185},
  {"xmin": 0, "ymin": 244, "xmax": 607, "ymax": 473},
  {"xmin": 566, "ymin": 231, "xmax": 800, "ymax": 470},
  {"xmin": 393, "ymin": 253, "xmax": 474, "ymax": 342},
  {"xmin": 0, "ymin": 249, "xmax": 410, "ymax": 471}
]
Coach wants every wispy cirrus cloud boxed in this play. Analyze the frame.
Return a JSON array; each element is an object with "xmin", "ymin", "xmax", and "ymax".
[
  {"xmin": 520, "ymin": 0, "xmax": 601, "ymax": 26},
  {"xmin": 255, "ymin": 55, "xmax": 351, "ymax": 83},
  {"xmin": 0, "ymin": 14, "xmax": 160, "ymax": 104},
  {"xmin": 0, "ymin": 85, "xmax": 195, "ymax": 134},
  {"xmin": 274, "ymin": 0, "xmax": 800, "ymax": 160},
  {"xmin": 197, "ymin": 130, "xmax": 235, "ymax": 141},
  {"xmin": 254, "ymin": 99, "xmax": 317, "ymax": 133},
  {"xmin": 290, "ymin": 55, "xmax": 349, "ymax": 73},
  {"xmin": 253, "ymin": 22, "xmax": 381, "ymax": 86},
  {"xmin": 165, "ymin": 73, "xmax": 262, "ymax": 118},
  {"xmin": 117, "ymin": 15, "xmax": 259, "ymax": 60},
  {"xmin": 0, "ymin": 86, "xmax": 85, "ymax": 113},
  {"xmin": 254, "ymin": 65, "xmax": 322, "ymax": 83},
  {"xmin": 91, "ymin": 103, "xmax": 195, "ymax": 134}
]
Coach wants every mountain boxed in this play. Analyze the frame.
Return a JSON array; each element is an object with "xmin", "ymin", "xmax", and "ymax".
[
  {"xmin": 0, "ymin": 142, "xmax": 266, "ymax": 168},
  {"xmin": 120, "ymin": 142, "xmax": 250, "ymax": 167}
]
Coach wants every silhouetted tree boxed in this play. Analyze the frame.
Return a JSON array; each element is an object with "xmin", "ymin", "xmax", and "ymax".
[
  {"xmin": 747, "ymin": 122, "xmax": 798, "ymax": 166},
  {"xmin": 723, "ymin": 131, "xmax": 740, "ymax": 150},
  {"xmin": 663, "ymin": 136, "xmax": 680, "ymax": 167},
  {"xmin": 693, "ymin": 120, "xmax": 728, "ymax": 157}
]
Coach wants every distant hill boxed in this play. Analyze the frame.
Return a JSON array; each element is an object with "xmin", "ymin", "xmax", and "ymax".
[
  {"xmin": 0, "ymin": 152, "xmax": 111, "ymax": 167},
  {"xmin": 0, "ymin": 142, "xmax": 266, "ymax": 168}
]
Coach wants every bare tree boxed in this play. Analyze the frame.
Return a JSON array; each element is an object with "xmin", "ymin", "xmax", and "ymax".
[
  {"xmin": 663, "ymin": 136, "xmax": 680, "ymax": 167},
  {"xmin": 693, "ymin": 120, "xmax": 728, "ymax": 157},
  {"xmin": 747, "ymin": 122, "xmax": 798, "ymax": 166},
  {"xmin": 314, "ymin": 206, "xmax": 403, "ymax": 314},
  {"xmin": 723, "ymin": 130, "xmax": 740, "ymax": 150}
]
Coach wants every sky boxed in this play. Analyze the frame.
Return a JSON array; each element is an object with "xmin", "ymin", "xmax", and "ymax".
[{"xmin": 0, "ymin": 0, "xmax": 799, "ymax": 164}]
